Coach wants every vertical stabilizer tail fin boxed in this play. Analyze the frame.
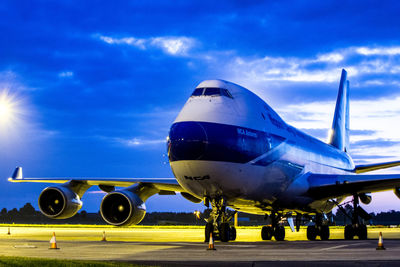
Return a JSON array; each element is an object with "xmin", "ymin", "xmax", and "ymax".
[{"xmin": 328, "ymin": 69, "xmax": 350, "ymax": 152}]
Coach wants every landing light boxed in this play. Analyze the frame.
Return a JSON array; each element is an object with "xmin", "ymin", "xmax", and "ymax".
[
  {"xmin": 193, "ymin": 210, "xmax": 201, "ymax": 219},
  {"xmin": 118, "ymin": 205, "xmax": 124, "ymax": 212}
]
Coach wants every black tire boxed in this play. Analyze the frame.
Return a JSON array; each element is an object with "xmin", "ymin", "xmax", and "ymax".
[
  {"xmin": 220, "ymin": 223, "xmax": 230, "ymax": 242},
  {"xmin": 307, "ymin": 225, "xmax": 317, "ymax": 241},
  {"xmin": 274, "ymin": 225, "xmax": 285, "ymax": 241},
  {"xmin": 261, "ymin": 226, "xmax": 273, "ymax": 240},
  {"xmin": 344, "ymin": 224, "xmax": 354, "ymax": 240},
  {"xmin": 319, "ymin": 225, "xmax": 330, "ymax": 240},
  {"xmin": 230, "ymin": 226, "xmax": 237, "ymax": 241},
  {"xmin": 205, "ymin": 222, "xmax": 213, "ymax": 242},
  {"xmin": 357, "ymin": 224, "xmax": 368, "ymax": 240}
]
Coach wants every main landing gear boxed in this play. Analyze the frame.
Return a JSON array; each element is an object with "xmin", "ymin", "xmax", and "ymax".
[
  {"xmin": 306, "ymin": 213, "xmax": 330, "ymax": 241},
  {"xmin": 337, "ymin": 194, "xmax": 369, "ymax": 240},
  {"xmin": 204, "ymin": 197, "xmax": 237, "ymax": 242},
  {"xmin": 261, "ymin": 212, "xmax": 285, "ymax": 241}
]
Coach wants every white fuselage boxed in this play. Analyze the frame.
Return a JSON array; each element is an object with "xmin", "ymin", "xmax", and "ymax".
[{"xmin": 168, "ymin": 80, "xmax": 354, "ymax": 215}]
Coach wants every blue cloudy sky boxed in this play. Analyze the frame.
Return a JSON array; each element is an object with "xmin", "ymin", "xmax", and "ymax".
[{"xmin": 1, "ymin": 1, "xmax": 400, "ymax": 214}]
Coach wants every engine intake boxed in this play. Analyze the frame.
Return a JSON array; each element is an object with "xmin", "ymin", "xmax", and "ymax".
[
  {"xmin": 38, "ymin": 186, "xmax": 82, "ymax": 219},
  {"xmin": 359, "ymin": 193, "xmax": 372, "ymax": 205},
  {"xmin": 394, "ymin": 187, "xmax": 400, "ymax": 199},
  {"xmin": 100, "ymin": 191, "xmax": 146, "ymax": 226}
]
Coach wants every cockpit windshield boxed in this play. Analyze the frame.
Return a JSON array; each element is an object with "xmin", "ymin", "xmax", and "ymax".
[
  {"xmin": 192, "ymin": 88, "xmax": 204, "ymax": 96},
  {"xmin": 191, "ymin": 87, "xmax": 233, "ymax": 98}
]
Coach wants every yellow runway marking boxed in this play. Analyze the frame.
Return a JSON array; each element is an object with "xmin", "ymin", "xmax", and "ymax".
[{"xmin": 1, "ymin": 225, "xmax": 400, "ymax": 242}]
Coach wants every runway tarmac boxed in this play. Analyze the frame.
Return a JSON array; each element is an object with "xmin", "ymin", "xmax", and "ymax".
[{"xmin": 1, "ymin": 226, "xmax": 400, "ymax": 266}]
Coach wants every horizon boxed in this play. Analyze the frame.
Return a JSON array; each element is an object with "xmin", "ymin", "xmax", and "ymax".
[{"xmin": 1, "ymin": 1, "xmax": 400, "ymax": 214}]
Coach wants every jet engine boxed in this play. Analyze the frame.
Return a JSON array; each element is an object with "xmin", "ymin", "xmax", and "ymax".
[
  {"xmin": 100, "ymin": 190, "xmax": 146, "ymax": 226},
  {"xmin": 359, "ymin": 193, "xmax": 372, "ymax": 205},
  {"xmin": 394, "ymin": 187, "xmax": 400, "ymax": 199},
  {"xmin": 38, "ymin": 186, "xmax": 82, "ymax": 219}
]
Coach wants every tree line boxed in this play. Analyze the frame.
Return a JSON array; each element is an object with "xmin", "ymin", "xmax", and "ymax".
[{"xmin": 1, "ymin": 203, "xmax": 400, "ymax": 225}]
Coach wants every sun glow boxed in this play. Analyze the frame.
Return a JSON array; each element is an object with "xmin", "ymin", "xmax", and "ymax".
[
  {"xmin": 0, "ymin": 90, "xmax": 21, "ymax": 128},
  {"xmin": 0, "ymin": 96, "xmax": 13, "ymax": 123}
]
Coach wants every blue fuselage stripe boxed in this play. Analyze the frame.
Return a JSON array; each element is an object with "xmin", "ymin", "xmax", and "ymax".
[{"xmin": 168, "ymin": 121, "xmax": 284, "ymax": 164}]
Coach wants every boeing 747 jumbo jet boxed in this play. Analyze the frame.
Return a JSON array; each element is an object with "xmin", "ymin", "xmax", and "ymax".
[{"xmin": 9, "ymin": 69, "xmax": 400, "ymax": 242}]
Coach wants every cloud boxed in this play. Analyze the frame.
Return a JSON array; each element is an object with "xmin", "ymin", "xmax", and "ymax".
[
  {"xmin": 351, "ymin": 138, "xmax": 400, "ymax": 149},
  {"xmin": 356, "ymin": 46, "xmax": 400, "ymax": 56},
  {"xmin": 277, "ymin": 95, "xmax": 400, "ymax": 163},
  {"xmin": 99, "ymin": 35, "xmax": 197, "ymax": 56},
  {"xmin": 96, "ymin": 135, "xmax": 166, "ymax": 148},
  {"xmin": 0, "ymin": 70, "xmax": 36, "ymax": 92},
  {"xmin": 218, "ymin": 45, "xmax": 400, "ymax": 93},
  {"xmin": 315, "ymin": 53, "xmax": 344, "ymax": 63},
  {"xmin": 123, "ymin": 137, "xmax": 166, "ymax": 147},
  {"xmin": 150, "ymin": 37, "xmax": 196, "ymax": 56},
  {"xmin": 99, "ymin": 36, "xmax": 146, "ymax": 49},
  {"xmin": 58, "ymin": 71, "xmax": 74, "ymax": 78}
]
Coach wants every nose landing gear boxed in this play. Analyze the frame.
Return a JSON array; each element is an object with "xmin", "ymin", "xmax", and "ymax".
[{"xmin": 204, "ymin": 197, "xmax": 237, "ymax": 242}]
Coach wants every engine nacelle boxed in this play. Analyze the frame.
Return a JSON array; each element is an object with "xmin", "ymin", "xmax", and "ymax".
[
  {"xmin": 394, "ymin": 187, "xmax": 400, "ymax": 199},
  {"xmin": 100, "ymin": 190, "xmax": 146, "ymax": 226},
  {"xmin": 359, "ymin": 193, "xmax": 372, "ymax": 205},
  {"xmin": 38, "ymin": 186, "xmax": 82, "ymax": 219}
]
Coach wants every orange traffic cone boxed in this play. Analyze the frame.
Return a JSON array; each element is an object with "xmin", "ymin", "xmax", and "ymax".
[
  {"xmin": 7, "ymin": 227, "xmax": 10, "ymax": 235},
  {"xmin": 101, "ymin": 231, "xmax": 107, "ymax": 242},
  {"xmin": 207, "ymin": 232, "xmax": 216, "ymax": 250},
  {"xmin": 376, "ymin": 232, "xmax": 385, "ymax": 250},
  {"xmin": 49, "ymin": 232, "xmax": 59, "ymax": 249}
]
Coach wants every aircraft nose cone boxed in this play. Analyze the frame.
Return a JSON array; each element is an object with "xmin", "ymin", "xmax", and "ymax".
[{"xmin": 168, "ymin": 122, "xmax": 208, "ymax": 161}]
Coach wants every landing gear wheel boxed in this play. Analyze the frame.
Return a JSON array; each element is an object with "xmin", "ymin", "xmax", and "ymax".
[
  {"xmin": 205, "ymin": 222, "xmax": 213, "ymax": 242},
  {"xmin": 274, "ymin": 225, "xmax": 285, "ymax": 241},
  {"xmin": 230, "ymin": 226, "xmax": 237, "ymax": 241},
  {"xmin": 219, "ymin": 223, "xmax": 231, "ymax": 242},
  {"xmin": 261, "ymin": 226, "xmax": 273, "ymax": 240},
  {"xmin": 358, "ymin": 224, "xmax": 368, "ymax": 240},
  {"xmin": 319, "ymin": 225, "xmax": 330, "ymax": 240},
  {"xmin": 307, "ymin": 225, "xmax": 317, "ymax": 241},
  {"xmin": 344, "ymin": 224, "xmax": 354, "ymax": 240}
]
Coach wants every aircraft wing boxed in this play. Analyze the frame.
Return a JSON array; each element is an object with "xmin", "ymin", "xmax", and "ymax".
[
  {"xmin": 354, "ymin": 160, "xmax": 400, "ymax": 173},
  {"xmin": 307, "ymin": 172, "xmax": 400, "ymax": 199},
  {"xmin": 8, "ymin": 167, "xmax": 184, "ymax": 192}
]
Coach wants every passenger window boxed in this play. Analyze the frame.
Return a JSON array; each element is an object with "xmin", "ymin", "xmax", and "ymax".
[{"xmin": 191, "ymin": 88, "xmax": 204, "ymax": 96}]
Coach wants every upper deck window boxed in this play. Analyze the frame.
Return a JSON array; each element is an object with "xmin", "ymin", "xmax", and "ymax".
[{"xmin": 191, "ymin": 87, "xmax": 233, "ymax": 98}]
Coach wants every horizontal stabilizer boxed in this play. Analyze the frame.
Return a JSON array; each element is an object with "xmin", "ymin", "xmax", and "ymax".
[
  {"xmin": 307, "ymin": 172, "xmax": 400, "ymax": 199},
  {"xmin": 354, "ymin": 160, "xmax": 400, "ymax": 173}
]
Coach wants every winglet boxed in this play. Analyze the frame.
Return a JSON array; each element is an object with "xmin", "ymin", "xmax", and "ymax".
[{"xmin": 9, "ymin": 167, "xmax": 23, "ymax": 181}]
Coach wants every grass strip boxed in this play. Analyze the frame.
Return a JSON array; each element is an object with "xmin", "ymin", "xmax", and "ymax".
[{"xmin": 0, "ymin": 256, "xmax": 149, "ymax": 267}]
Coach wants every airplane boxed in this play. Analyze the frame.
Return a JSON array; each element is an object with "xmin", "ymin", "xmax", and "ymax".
[{"xmin": 8, "ymin": 69, "xmax": 400, "ymax": 242}]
